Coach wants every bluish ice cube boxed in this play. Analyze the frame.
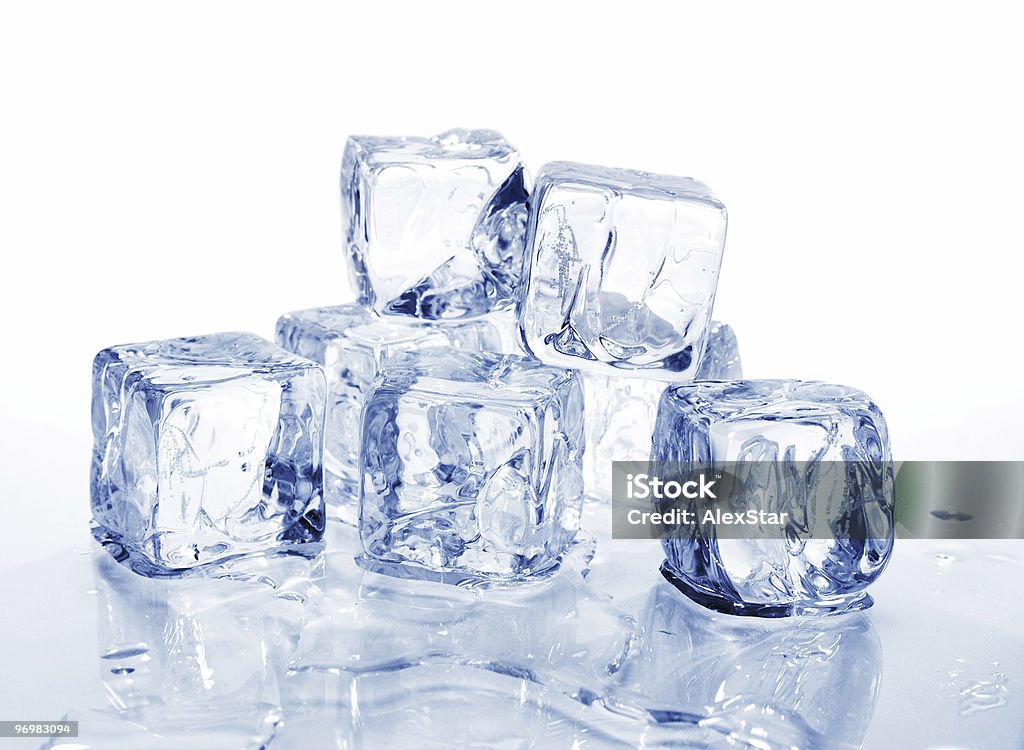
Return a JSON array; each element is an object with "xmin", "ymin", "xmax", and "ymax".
[
  {"xmin": 359, "ymin": 349, "xmax": 584, "ymax": 582},
  {"xmin": 583, "ymin": 322, "xmax": 743, "ymax": 500},
  {"xmin": 276, "ymin": 304, "xmax": 503, "ymax": 520},
  {"xmin": 91, "ymin": 332, "xmax": 327, "ymax": 576},
  {"xmin": 517, "ymin": 161, "xmax": 727, "ymax": 379},
  {"xmin": 652, "ymin": 380, "xmax": 894, "ymax": 616},
  {"xmin": 343, "ymin": 128, "xmax": 529, "ymax": 320}
]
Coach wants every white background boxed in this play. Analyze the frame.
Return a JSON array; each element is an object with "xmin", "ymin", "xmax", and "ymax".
[{"xmin": 1, "ymin": 2, "xmax": 1022, "ymax": 569}]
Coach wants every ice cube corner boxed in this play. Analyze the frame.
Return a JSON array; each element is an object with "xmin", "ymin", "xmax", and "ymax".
[{"xmin": 583, "ymin": 320, "xmax": 744, "ymax": 502}]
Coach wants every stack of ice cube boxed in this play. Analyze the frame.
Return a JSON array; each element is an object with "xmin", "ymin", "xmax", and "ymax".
[{"xmin": 90, "ymin": 126, "xmax": 894, "ymax": 615}]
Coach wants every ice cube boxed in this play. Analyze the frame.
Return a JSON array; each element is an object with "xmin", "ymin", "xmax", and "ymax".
[
  {"xmin": 359, "ymin": 349, "xmax": 584, "ymax": 582},
  {"xmin": 91, "ymin": 332, "xmax": 327, "ymax": 575},
  {"xmin": 695, "ymin": 321, "xmax": 742, "ymax": 380},
  {"xmin": 517, "ymin": 161, "xmax": 727, "ymax": 379},
  {"xmin": 582, "ymin": 375, "xmax": 666, "ymax": 502},
  {"xmin": 652, "ymin": 380, "xmax": 894, "ymax": 616},
  {"xmin": 343, "ymin": 128, "xmax": 529, "ymax": 320},
  {"xmin": 275, "ymin": 304, "xmax": 503, "ymax": 521},
  {"xmin": 60, "ymin": 704, "xmax": 282, "ymax": 750},
  {"xmin": 583, "ymin": 321, "xmax": 743, "ymax": 501}
]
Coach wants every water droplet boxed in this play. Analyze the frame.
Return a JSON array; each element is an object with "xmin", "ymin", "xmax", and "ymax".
[
  {"xmin": 958, "ymin": 673, "xmax": 1008, "ymax": 717},
  {"xmin": 931, "ymin": 510, "xmax": 973, "ymax": 522}
]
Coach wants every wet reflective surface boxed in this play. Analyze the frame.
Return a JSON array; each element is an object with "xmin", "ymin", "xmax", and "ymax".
[{"xmin": 4, "ymin": 506, "xmax": 1022, "ymax": 749}]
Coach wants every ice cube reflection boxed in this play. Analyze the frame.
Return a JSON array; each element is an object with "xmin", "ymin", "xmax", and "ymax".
[
  {"xmin": 68, "ymin": 527, "xmax": 882, "ymax": 749},
  {"xmin": 72, "ymin": 551, "xmax": 321, "ymax": 748},
  {"xmin": 622, "ymin": 579, "xmax": 883, "ymax": 748}
]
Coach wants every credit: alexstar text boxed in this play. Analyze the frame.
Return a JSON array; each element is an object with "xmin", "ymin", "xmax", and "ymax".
[{"xmin": 625, "ymin": 508, "xmax": 790, "ymax": 527}]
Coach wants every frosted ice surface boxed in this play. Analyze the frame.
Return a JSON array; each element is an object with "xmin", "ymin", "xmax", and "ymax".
[{"xmin": 696, "ymin": 321, "xmax": 742, "ymax": 380}]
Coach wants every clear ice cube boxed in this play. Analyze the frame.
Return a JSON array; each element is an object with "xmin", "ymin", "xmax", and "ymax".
[
  {"xmin": 695, "ymin": 321, "xmax": 742, "ymax": 380},
  {"xmin": 90, "ymin": 332, "xmax": 327, "ymax": 575},
  {"xmin": 583, "ymin": 321, "xmax": 743, "ymax": 501},
  {"xmin": 517, "ymin": 161, "xmax": 727, "ymax": 379},
  {"xmin": 583, "ymin": 375, "xmax": 666, "ymax": 502},
  {"xmin": 343, "ymin": 128, "xmax": 530, "ymax": 320},
  {"xmin": 275, "ymin": 304, "xmax": 502, "ymax": 520},
  {"xmin": 652, "ymin": 380, "xmax": 895, "ymax": 616},
  {"xmin": 359, "ymin": 349, "xmax": 584, "ymax": 582}
]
